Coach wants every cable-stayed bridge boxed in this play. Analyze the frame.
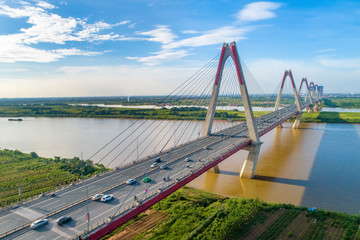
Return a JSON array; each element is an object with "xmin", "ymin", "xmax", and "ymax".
[{"xmin": 0, "ymin": 42, "xmax": 324, "ymax": 240}]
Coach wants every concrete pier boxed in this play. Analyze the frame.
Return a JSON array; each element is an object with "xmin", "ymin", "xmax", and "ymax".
[{"xmin": 240, "ymin": 144, "xmax": 262, "ymax": 178}]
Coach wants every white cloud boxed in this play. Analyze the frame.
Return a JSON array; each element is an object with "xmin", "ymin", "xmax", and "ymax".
[
  {"xmin": 181, "ymin": 30, "xmax": 200, "ymax": 34},
  {"xmin": 315, "ymin": 48, "xmax": 336, "ymax": 53},
  {"xmin": 128, "ymin": 23, "xmax": 136, "ymax": 29},
  {"xmin": 127, "ymin": 49, "xmax": 190, "ymax": 66},
  {"xmin": 136, "ymin": 25, "xmax": 177, "ymax": 44},
  {"xmin": 236, "ymin": 2, "xmax": 282, "ymax": 22},
  {"xmin": 0, "ymin": 1, "xmax": 131, "ymax": 62},
  {"xmin": 128, "ymin": 2, "xmax": 281, "ymax": 65},
  {"xmin": 163, "ymin": 26, "xmax": 252, "ymax": 49},
  {"xmin": 36, "ymin": 1, "xmax": 56, "ymax": 9},
  {"xmin": 51, "ymin": 48, "xmax": 101, "ymax": 56}
]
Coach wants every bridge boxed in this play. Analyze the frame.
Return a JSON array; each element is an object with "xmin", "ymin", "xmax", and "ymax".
[{"xmin": 0, "ymin": 42, "xmax": 323, "ymax": 240}]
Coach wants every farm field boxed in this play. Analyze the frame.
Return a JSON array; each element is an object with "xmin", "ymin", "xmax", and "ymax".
[
  {"xmin": 104, "ymin": 187, "xmax": 360, "ymax": 240},
  {"xmin": 0, "ymin": 149, "xmax": 107, "ymax": 208}
]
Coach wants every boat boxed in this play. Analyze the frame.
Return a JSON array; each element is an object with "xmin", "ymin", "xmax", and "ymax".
[{"xmin": 8, "ymin": 118, "xmax": 23, "ymax": 121}]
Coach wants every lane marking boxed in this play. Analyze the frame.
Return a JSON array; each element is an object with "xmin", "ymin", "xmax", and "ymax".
[{"xmin": 11, "ymin": 207, "xmax": 43, "ymax": 221}]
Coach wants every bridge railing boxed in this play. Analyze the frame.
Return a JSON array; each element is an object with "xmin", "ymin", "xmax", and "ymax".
[{"xmin": 77, "ymin": 135, "xmax": 249, "ymax": 239}]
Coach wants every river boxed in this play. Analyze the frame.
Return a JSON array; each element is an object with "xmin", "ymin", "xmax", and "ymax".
[{"xmin": 1, "ymin": 117, "xmax": 359, "ymax": 214}]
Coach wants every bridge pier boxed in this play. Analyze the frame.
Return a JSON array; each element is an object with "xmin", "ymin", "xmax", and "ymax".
[
  {"xmin": 240, "ymin": 143, "xmax": 262, "ymax": 179},
  {"xmin": 292, "ymin": 113, "xmax": 302, "ymax": 129},
  {"xmin": 314, "ymin": 103, "xmax": 320, "ymax": 112},
  {"xmin": 207, "ymin": 164, "xmax": 220, "ymax": 173}
]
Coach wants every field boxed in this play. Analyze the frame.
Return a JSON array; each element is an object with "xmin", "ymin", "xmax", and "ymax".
[
  {"xmin": 301, "ymin": 112, "xmax": 360, "ymax": 123},
  {"xmin": 104, "ymin": 187, "xmax": 360, "ymax": 240},
  {"xmin": 0, "ymin": 149, "xmax": 107, "ymax": 208}
]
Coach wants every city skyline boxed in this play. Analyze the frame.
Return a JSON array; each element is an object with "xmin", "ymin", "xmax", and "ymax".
[{"xmin": 0, "ymin": 0, "xmax": 359, "ymax": 97}]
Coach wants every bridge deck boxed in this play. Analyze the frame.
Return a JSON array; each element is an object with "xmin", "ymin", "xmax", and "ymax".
[{"xmin": 0, "ymin": 102, "xmax": 311, "ymax": 240}]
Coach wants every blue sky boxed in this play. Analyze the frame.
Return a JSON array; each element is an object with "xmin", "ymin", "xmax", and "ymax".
[{"xmin": 0, "ymin": 0, "xmax": 359, "ymax": 97}]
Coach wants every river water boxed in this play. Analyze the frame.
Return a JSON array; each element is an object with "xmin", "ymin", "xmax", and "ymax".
[{"xmin": 1, "ymin": 118, "xmax": 359, "ymax": 214}]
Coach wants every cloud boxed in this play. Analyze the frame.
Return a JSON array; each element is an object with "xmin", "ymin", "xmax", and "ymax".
[
  {"xmin": 127, "ymin": 2, "xmax": 281, "ymax": 65},
  {"xmin": 136, "ymin": 25, "xmax": 177, "ymax": 44},
  {"xmin": 236, "ymin": 1, "xmax": 282, "ymax": 22},
  {"xmin": 36, "ymin": 1, "xmax": 56, "ymax": 9},
  {"xmin": 126, "ymin": 49, "xmax": 190, "ymax": 66},
  {"xmin": 315, "ymin": 48, "xmax": 336, "ymax": 53},
  {"xmin": 0, "ymin": 1, "xmax": 131, "ymax": 62},
  {"xmin": 163, "ymin": 26, "xmax": 252, "ymax": 49}
]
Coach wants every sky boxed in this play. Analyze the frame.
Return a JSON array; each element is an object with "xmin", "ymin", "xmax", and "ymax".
[{"xmin": 0, "ymin": 0, "xmax": 359, "ymax": 98}]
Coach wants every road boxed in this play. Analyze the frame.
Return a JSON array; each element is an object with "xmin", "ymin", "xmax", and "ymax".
[{"xmin": 0, "ymin": 103, "xmax": 308, "ymax": 240}]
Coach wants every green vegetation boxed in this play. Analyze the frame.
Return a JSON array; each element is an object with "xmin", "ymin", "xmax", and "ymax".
[
  {"xmin": 0, "ymin": 149, "xmax": 108, "ymax": 208},
  {"xmin": 301, "ymin": 112, "xmax": 360, "ymax": 123},
  {"xmin": 113, "ymin": 187, "xmax": 360, "ymax": 240},
  {"xmin": 0, "ymin": 104, "xmax": 267, "ymax": 121},
  {"xmin": 322, "ymin": 97, "xmax": 360, "ymax": 109}
]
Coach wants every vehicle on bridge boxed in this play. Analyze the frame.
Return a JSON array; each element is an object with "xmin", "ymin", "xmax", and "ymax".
[
  {"xmin": 92, "ymin": 193, "xmax": 104, "ymax": 201},
  {"xmin": 154, "ymin": 157, "xmax": 161, "ymax": 163},
  {"xmin": 126, "ymin": 178, "xmax": 137, "ymax": 185},
  {"xmin": 143, "ymin": 177, "xmax": 151, "ymax": 183},
  {"xmin": 101, "ymin": 194, "xmax": 114, "ymax": 202},
  {"xmin": 185, "ymin": 157, "xmax": 191, "ymax": 162},
  {"xmin": 30, "ymin": 219, "xmax": 48, "ymax": 229},
  {"xmin": 150, "ymin": 162, "xmax": 158, "ymax": 168},
  {"xmin": 56, "ymin": 216, "xmax": 72, "ymax": 225},
  {"xmin": 160, "ymin": 164, "xmax": 167, "ymax": 169}
]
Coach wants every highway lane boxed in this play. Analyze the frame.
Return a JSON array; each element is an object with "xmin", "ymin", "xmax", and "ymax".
[{"xmin": 1, "ymin": 103, "xmax": 309, "ymax": 240}]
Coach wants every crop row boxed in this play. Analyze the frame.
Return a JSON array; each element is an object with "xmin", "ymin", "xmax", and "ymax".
[{"xmin": 256, "ymin": 209, "xmax": 300, "ymax": 240}]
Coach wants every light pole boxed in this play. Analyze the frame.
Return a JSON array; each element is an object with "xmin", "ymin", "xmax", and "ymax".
[{"xmin": 18, "ymin": 168, "xmax": 22, "ymax": 206}]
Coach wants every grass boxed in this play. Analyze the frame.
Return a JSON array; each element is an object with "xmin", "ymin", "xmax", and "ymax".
[{"xmin": 301, "ymin": 112, "xmax": 360, "ymax": 123}]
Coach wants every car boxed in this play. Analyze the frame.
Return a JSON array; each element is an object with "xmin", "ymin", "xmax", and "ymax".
[
  {"xmin": 203, "ymin": 146, "xmax": 210, "ymax": 150},
  {"xmin": 143, "ymin": 177, "xmax": 151, "ymax": 183},
  {"xmin": 92, "ymin": 193, "xmax": 104, "ymax": 201},
  {"xmin": 101, "ymin": 194, "xmax": 114, "ymax": 202},
  {"xmin": 150, "ymin": 162, "xmax": 158, "ymax": 168},
  {"xmin": 126, "ymin": 178, "xmax": 137, "ymax": 185},
  {"xmin": 30, "ymin": 219, "xmax": 48, "ymax": 229},
  {"xmin": 56, "ymin": 216, "xmax": 72, "ymax": 225},
  {"xmin": 185, "ymin": 157, "xmax": 191, "ymax": 162},
  {"xmin": 160, "ymin": 164, "xmax": 167, "ymax": 169},
  {"xmin": 154, "ymin": 157, "xmax": 161, "ymax": 163}
]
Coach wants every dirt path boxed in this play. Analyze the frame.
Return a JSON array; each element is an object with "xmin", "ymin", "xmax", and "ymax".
[{"xmin": 108, "ymin": 210, "xmax": 168, "ymax": 240}]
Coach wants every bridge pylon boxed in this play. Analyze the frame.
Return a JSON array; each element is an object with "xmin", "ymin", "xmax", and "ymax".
[
  {"xmin": 309, "ymin": 82, "xmax": 320, "ymax": 111},
  {"xmin": 274, "ymin": 70, "xmax": 302, "ymax": 129},
  {"xmin": 202, "ymin": 42, "xmax": 261, "ymax": 178},
  {"xmin": 299, "ymin": 78, "xmax": 313, "ymax": 112}
]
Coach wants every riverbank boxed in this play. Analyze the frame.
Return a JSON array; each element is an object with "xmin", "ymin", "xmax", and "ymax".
[
  {"xmin": 301, "ymin": 112, "xmax": 360, "ymax": 123},
  {"xmin": 0, "ymin": 149, "xmax": 108, "ymax": 208},
  {"xmin": 1, "ymin": 104, "xmax": 360, "ymax": 123},
  {"xmin": 102, "ymin": 186, "xmax": 360, "ymax": 240}
]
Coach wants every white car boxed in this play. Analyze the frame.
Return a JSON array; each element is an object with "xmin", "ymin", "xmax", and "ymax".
[
  {"xmin": 101, "ymin": 194, "xmax": 114, "ymax": 202},
  {"xmin": 30, "ymin": 219, "xmax": 48, "ymax": 229},
  {"xmin": 160, "ymin": 164, "xmax": 167, "ymax": 169},
  {"xmin": 92, "ymin": 194, "xmax": 104, "ymax": 201},
  {"xmin": 185, "ymin": 157, "xmax": 191, "ymax": 162},
  {"xmin": 150, "ymin": 162, "xmax": 158, "ymax": 168},
  {"xmin": 126, "ymin": 178, "xmax": 137, "ymax": 185}
]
